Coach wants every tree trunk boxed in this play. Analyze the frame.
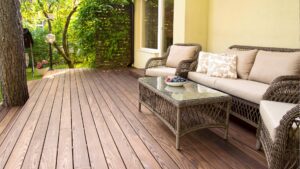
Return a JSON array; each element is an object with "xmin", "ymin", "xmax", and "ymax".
[
  {"xmin": 67, "ymin": 60, "xmax": 75, "ymax": 68},
  {"xmin": 0, "ymin": 0, "xmax": 29, "ymax": 106}
]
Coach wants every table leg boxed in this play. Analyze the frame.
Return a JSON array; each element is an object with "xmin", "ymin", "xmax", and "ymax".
[
  {"xmin": 138, "ymin": 102, "xmax": 141, "ymax": 112},
  {"xmin": 224, "ymin": 101, "xmax": 231, "ymax": 140},
  {"xmin": 176, "ymin": 108, "xmax": 181, "ymax": 150}
]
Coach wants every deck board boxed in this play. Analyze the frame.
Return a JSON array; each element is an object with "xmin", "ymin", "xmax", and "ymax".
[
  {"xmin": 107, "ymin": 71, "xmax": 229, "ymax": 169},
  {"xmin": 79, "ymin": 70, "xmax": 127, "ymax": 169},
  {"xmin": 91, "ymin": 70, "xmax": 178, "ymax": 169},
  {"xmin": 3, "ymin": 78, "xmax": 53, "ymax": 169},
  {"xmin": 114, "ymin": 70, "xmax": 267, "ymax": 168},
  {"xmin": 107, "ymin": 71, "xmax": 221, "ymax": 169},
  {"xmin": 76, "ymin": 70, "xmax": 109, "ymax": 169},
  {"xmin": 0, "ymin": 69, "xmax": 268, "ymax": 169},
  {"xmin": 21, "ymin": 76, "xmax": 60, "ymax": 169},
  {"xmin": 70, "ymin": 69, "xmax": 91, "ymax": 169},
  {"xmin": 99, "ymin": 71, "xmax": 207, "ymax": 169},
  {"xmin": 56, "ymin": 70, "xmax": 73, "ymax": 169},
  {"xmin": 39, "ymin": 73, "xmax": 65, "ymax": 169}
]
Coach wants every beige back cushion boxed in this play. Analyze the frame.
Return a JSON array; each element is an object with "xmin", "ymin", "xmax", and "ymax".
[
  {"xmin": 225, "ymin": 49, "xmax": 258, "ymax": 79},
  {"xmin": 249, "ymin": 50, "xmax": 300, "ymax": 84},
  {"xmin": 166, "ymin": 45, "xmax": 198, "ymax": 68}
]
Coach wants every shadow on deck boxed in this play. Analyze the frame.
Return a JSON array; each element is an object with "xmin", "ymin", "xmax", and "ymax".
[{"xmin": 0, "ymin": 69, "xmax": 267, "ymax": 169}]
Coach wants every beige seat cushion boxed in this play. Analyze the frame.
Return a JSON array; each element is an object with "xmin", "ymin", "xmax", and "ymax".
[
  {"xmin": 249, "ymin": 51, "xmax": 300, "ymax": 84},
  {"xmin": 214, "ymin": 78, "xmax": 269, "ymax": 104},
  {"xmin": 260, "ymin": 100, "xmax": 297, "ymax": 141},
  {"xmin": 225, "ymin": 49, "xmax": 258, "ymax": 79},
  {"xmin": 145, "ymin": 66, "xmax": 176, "ymax": 77},
  {"xmin": 188, "ymin": 72, "xmax": 270, "ymax": 104},
  {"xmin": 188, "ymin": 72, "xmax": 219, "ymax": 88},
  {"xmin": 166, "ymin": 45, "xmax": 198, "ymax": 68}
]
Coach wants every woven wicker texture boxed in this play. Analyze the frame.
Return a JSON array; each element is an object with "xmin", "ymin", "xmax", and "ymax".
[
  {"xmin": 263, "ymin": 75, "xmax": 300, "ymax": 103},
  {"xmin": 145, "ymin": 43, "xmax": 202, "ymax": 78},
  {"xmin": 139, "ymin": 81, "xmax": 231, "ymax": 149},
  {"xmin": 258, "ymin": 105, "xmax": 299, "ymax": 169},
  {"xmin": 227, "ymin": 45, "xmax": 300, "ymax": 128},
  {"xmin": 254, "ymin": 68, "xmax": 300, "ymax": 169}
]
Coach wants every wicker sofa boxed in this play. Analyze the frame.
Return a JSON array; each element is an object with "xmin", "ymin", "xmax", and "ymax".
[{"xmin": 187, "ymin": 45, "xmax": 300, "ymax": 128}]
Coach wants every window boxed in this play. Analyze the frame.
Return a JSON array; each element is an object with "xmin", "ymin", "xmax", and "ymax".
[
  {"xmin": 163, "ymin": 0, "xmax": 174, "ymax": 52},
  {"xmin": 142, "ymin": 0, "xmax": 174, "ymax": 52},
  {"xmin": 142, "ymin": 0, "xmax": 159, "ymax": 49}
]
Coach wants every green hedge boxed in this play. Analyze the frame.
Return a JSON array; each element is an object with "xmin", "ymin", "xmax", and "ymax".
[{"xmin": 75, "ymin": 0, "xmax": 133, "ymax": 68}]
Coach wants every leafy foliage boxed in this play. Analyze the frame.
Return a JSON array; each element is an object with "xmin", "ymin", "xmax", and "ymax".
[
  {"xmin": 21, "ymin": 0, "xmax": 133, "ymax": 68},
  {"xmin": 75, "ymin": 0, "xmax": 132, "ymax": 68},
  {"xmin": 21, "ymin": 0, "xmax": 80, "ymax": 66}
]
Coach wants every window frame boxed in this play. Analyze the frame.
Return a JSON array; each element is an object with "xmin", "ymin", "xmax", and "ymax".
[{"xmin": 140, "ymin": 0, "xmax": 165, "ymax": 56}]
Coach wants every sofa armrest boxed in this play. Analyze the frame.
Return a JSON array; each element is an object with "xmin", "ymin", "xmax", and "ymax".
[
  {"xmin": 175, "ymin": 58, "xmax": 197, "ymax": 78},
  {"xmin": 145, "ymin": 56, "xmax": 168, "ymax": 69},
  {"xmin": 189, "ymin": 60, "xmax": 198, "ymax": 72},
  {"xmin": 263, "ymin": 75, "xmax": 300, "ymax": 104},
  {"xmin": 272, "ymin": 105, "xmax": 300, "ymax": 168},
  {"xmin": 276, "ymin": 105, "xmax": 299, "ymax": 138}
]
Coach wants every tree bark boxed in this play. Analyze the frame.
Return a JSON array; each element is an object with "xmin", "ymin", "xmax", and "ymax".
[
  {"xmin": 53, "ymin": 42, "xmax": 74, "ymax": 68},
  {"xmin": 38, "ymin": 0, "xmax": 77, "ymax": 69},
  {"xmin": 62, "ymin": 6, "xmax": 78, "ymax": 61},
  {"xmin": 0, "ymin": 0, "xmax": 29, "ymax": 106}
]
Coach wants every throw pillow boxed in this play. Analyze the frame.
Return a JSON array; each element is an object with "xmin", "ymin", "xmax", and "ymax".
[
  {"xmin": 207, "ymin": 54, "xmax": 238, "ymax": 79},
  {"xmin": 196, "ymin": 52, "xmax": 215, "ymax": 73},
  {"xmin": 248, "ymin": 50, "xmax": 300, "ymax": 84},
  {"xmin": 225, "ymin": 49, "xmax": 258, "ymax": 79},
  {"xmin": 166, "ymin": 45, "xmax": 198, "ymax": 68}
]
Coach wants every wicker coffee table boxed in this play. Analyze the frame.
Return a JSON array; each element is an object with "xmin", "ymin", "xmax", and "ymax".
[{"xmin": 138, "ymin": 77, "xmax": 231, "ymax": 149}]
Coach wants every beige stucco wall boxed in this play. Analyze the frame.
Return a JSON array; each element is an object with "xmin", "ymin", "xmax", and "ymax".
[
  {"xmin": 173, "ymin": 0, "xmax": 186, "ymax": 43},
  {"xmin": 173, "ymin": 0, "xmax": 208, "ymax": 50},
  {"xmin": 133, "ymin": 0, "xmax": 300, "ymax": 68},
  {"xmin": 207, "ymin": 0, "xmax": 300, "ymax": 52},
  {"xmin": 185, "ymin": 0, "xmax": 209, "ymax": 50}
]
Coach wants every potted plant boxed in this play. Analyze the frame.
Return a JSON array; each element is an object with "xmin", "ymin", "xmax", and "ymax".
[{"xmin": 36, "ymin": 60, "xmax": 49, "ymax": 76}]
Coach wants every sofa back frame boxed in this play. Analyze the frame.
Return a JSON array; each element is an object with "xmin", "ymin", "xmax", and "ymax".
[{"xmin": 229, "ymin": 45, "xmax": 300, "ymax": 52}]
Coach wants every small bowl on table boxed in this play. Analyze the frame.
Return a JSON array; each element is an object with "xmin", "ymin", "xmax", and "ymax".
[{"xmin": 165, "ymin": 76, "xmax": 187, "ymax": 87}]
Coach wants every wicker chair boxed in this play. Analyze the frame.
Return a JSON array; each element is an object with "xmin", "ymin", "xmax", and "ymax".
[
  {"xmin": 256, "ymin": 75, "xmax": 300, "ymax": 169},
  {"xmin": 145, "ymin": 43, "xmax": 201, "ymax": 78}
]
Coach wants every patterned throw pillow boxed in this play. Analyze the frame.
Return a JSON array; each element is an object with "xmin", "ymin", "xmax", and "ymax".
[
  {"xmin": 196, "ymin": 52, "xmax": 215, "ymax": 73},
  {"xmin": 225, "ymin": 49, "xmax": 258, "ymax": 79},
  {"xmin": 207, "ymin": 54, "xmax": 238, "ymax": 79}
]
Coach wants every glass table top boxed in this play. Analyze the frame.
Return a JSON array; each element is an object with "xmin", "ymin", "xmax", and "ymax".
[{"xmin": 138, "ymin": 77, "xmax": 229, "ymax": 102}]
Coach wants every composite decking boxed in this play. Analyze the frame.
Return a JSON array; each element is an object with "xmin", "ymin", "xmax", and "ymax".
[{"xmin": 0, "ymin": 69, "xmax": 267, "ymax": 169}]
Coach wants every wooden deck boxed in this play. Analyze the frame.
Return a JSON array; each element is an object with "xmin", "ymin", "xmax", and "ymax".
[{"xmin": 0, "ymin": 69, "xmax": 267, "ymax": 169}]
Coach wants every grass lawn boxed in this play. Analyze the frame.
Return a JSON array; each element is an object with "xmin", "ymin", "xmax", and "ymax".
[{"xmin": 26, "ymin": 68, "xmax": 43, "ymax": 81}]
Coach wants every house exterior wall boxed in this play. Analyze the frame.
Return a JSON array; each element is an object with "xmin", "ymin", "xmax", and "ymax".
[
  {"xmin": 133, "ymin": 0, "xmax": 208, "ymax": 68},
  {"xmin": 181, "ymin": 0, "xmax": 208, "ymax": 51},
  {"xmin": 207, "ymin": 0, "xmax": 300, "ymax": 52},
  {"xmin": 133, "ymin": 0, "xmax": 300, "ymax": 68},
  {"xmin": 173, "ymin": 0, "xmax": 186, "ymax": 43}
]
